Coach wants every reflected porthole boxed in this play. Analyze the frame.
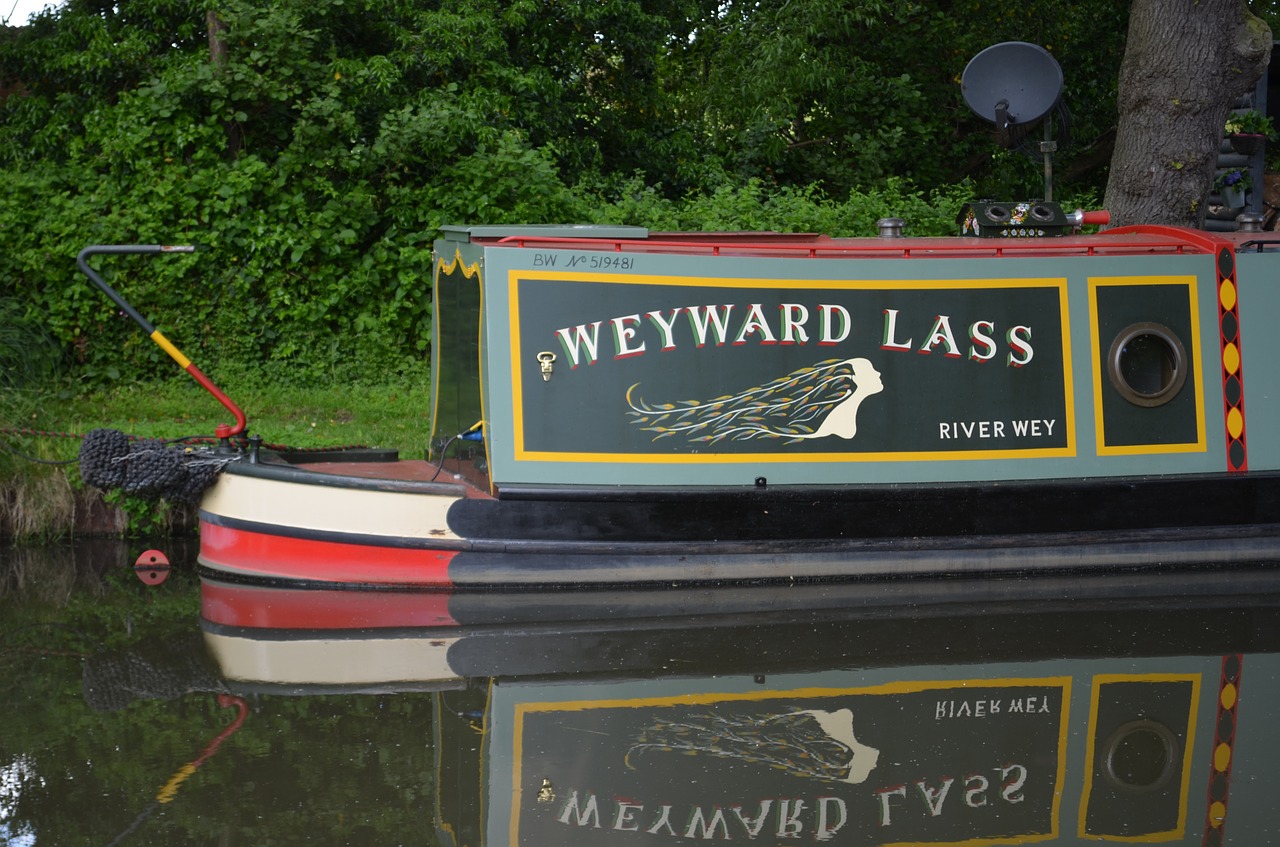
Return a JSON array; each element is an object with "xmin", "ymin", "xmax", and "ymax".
[
  {"xmin": 1107, "ymin": 322, "xmax": 1188, "ymax": 407},
  {"xmin": 1102, "ymin": 719, "xmax": 1178, "ymax": 793}
]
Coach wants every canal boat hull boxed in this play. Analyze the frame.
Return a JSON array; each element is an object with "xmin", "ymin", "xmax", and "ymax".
[{"xmin": 198, "ymin": 222, "xmax": 1280, "ymax": 588}]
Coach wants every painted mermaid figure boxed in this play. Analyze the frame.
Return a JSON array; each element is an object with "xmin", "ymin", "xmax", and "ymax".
[{"xmin": 626, "ymin": 357, "xmax": 884, "ymax": 445}]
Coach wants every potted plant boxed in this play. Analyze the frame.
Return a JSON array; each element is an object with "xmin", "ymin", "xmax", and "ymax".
[
  {"xmin": 1225, "ymin": 109, "xmax": 1275, "ymax": 155},
  {"xmin": 1216, "ymin": 167, "xmax": 1252, "ymax": 209}
]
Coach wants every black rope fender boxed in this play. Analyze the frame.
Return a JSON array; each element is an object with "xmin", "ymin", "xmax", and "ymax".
[
  {"xmin": 3, "ymin": 426, "xmax": 376, "ymax": 505},
  {"xmin": 78, "ymin": 428, "xmax": 239, "ymax": 505}
]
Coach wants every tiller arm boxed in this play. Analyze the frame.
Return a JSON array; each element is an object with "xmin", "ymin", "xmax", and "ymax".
[{"xmin": 76, "ymin": 244, "xmax": 247, "ymax": 440}]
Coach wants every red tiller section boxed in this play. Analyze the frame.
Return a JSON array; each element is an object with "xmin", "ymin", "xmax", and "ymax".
[{"xmin": 186, "ymin": 362, "xmax": 247, "ymax": 438}]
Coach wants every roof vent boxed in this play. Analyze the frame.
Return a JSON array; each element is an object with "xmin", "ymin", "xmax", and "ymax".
[{"xmin": 876, "ymin": 218, "xmax": 906, "ymax": 238}]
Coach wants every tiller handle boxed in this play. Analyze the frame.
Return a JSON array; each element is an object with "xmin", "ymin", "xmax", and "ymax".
[{"xmin": 76, "ymin": 245, "xmax": 247, "ymax": 439}]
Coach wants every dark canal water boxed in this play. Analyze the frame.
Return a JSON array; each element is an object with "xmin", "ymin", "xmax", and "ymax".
[{"xmin": 4, "ymin": 541, "xmax": 1280, "ymax": 846}]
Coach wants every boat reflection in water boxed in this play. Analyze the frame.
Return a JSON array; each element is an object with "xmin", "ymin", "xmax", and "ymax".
[{"xmin": 200, "ymin": 565, "xmax": 1280, "ymax": 846}]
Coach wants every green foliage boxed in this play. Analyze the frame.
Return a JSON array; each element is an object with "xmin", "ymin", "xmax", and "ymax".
[
  {"xmin": 0, "ymin": 0, "xmax": 1132, "ymax": 390},
  {"xmin": 0, "ymin": 0, "xmax": 594, "ymax": 388},
  {"xmin": 0, "ymin": 297, "xmax": 62, "ymax": 391},
  {"xmin": 99, "ymin": 489, "xmax": 175, "ymax": 538},
  {"xmin": 581, "ymin": 175, "xmax": 974, "ymax": 237},
  {"xmin": 667, "ymin": 0, "xmax": 1129, "ymax": 198},
  {"xmin": 1226, "ymin": 108, "xmax": 1275, "ymax": 138}
]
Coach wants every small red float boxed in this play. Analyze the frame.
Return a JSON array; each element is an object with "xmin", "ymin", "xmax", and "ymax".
[{"xmin": 134, "ymin": 549, "xmax": 171, "ymax": 585}]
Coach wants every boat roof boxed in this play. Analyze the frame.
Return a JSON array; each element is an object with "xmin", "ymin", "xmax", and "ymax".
[{"xmin": 442, "ymin": 223, "xmax": 1280, "ymax": 260}]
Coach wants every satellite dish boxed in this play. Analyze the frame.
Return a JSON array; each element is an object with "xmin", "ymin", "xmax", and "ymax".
[
  {"xmin": 962, "ymin": 41, "xmax": 1066, "ymax": 200},
  {"xmin": 961, "ymin": 41, "xmax": 1063, "ymax": 129}
]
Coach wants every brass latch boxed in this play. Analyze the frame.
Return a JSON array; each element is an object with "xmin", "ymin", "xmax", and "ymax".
[
  {"xmin": 537, "ymin": 777, "xmax": 556, "ymax": 803},
  {"xmin": 537, "ymin": 351, "xmax": 556, "ymax": 382}
]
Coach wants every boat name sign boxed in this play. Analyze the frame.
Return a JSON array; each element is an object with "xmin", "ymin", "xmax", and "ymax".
[{"xmin": 509, "ymin": 272, "xmax": 1073, "ymax": 461}]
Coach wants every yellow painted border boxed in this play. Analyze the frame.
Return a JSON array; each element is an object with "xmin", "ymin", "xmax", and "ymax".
[
  {"xmin": 1076, "ymin": 673, "xmax": 1202, "ymax": 842},
  {"xmin": 509, "ymin": 676, "xmax": 1072, "ymax": 847},
  {"xmin": 1087, "ymin": 277, "xmax": 1206, "ymax": 456},
  {"xmin": 508, "ymin": 271, "xmax": 1076, "ymax": 464}
]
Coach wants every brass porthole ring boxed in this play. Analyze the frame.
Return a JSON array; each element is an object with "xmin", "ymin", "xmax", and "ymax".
[
  {"xmin": 1107, "ymin": 322, "xmax": 1188, "ymax": 407},
  {"xmin": 1101, "ymin": 719, "xmax": 1178, "ymax": 794}
]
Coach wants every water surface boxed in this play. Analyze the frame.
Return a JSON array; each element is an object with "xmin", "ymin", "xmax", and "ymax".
[{"xmin": 4, "ymin": 543, "xmax": 1280, "ymax": 846}]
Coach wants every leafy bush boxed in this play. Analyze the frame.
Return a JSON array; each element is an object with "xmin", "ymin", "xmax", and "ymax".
[
  {"xmin": 1, "ymin": 0, "xmax": 1107, "ymax": 390},
  {"xmin": 580, "ymin": 176, "xmax": 973, "ymax": 237},
  {"xmin": 0, "ymin": 298, "xmax": 62, "ymax": 391}
]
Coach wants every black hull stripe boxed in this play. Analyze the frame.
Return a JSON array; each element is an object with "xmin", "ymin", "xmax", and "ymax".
[
  {"xmin": 444, "ymin": 530, "xmax": 1280, "ymax": 588},
  {"xmin": 454, "ymin": 472, "xmax": 1280, "ymax": 541}
]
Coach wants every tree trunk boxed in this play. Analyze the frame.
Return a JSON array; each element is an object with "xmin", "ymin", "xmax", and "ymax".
[
  {"xmin": 1104, "ymin": 0, "xmax": 1270, "ymax": 227},
  {"xmin": 206, "ymin": 10, "xmax": 243, "ymax": 157},
  {"xmin": 207, "ymin": 10, "xmax": 227, "ymax": 67}
]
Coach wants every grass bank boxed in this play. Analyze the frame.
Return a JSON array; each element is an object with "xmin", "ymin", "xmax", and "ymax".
[{"xmin": 1, "ymin": 377, "xmax": 430, "ymax": 542}]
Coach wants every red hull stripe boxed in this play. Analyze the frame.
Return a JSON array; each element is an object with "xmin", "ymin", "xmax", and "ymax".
[
  {"xmin": 200, "ymin": 521, "xmax": 457, "ymax": 588},
  {"xmin": 200, "ymin": 579, "xmax": 458, "ymax": 629}
]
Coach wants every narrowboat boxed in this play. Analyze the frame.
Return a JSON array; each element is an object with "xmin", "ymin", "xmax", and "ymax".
[
  {"xmin": 191, "ymin": 211, "xmax": 1280, "ymax": 589},
  {"xmin": 197, "ymin": 568, "xmax": 1280, "ymax": 845}
]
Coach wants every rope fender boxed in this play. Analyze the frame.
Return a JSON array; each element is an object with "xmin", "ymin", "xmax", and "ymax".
[{"xmin": 78, "ymin": 428, "xmax": 238, "ymax": 505}]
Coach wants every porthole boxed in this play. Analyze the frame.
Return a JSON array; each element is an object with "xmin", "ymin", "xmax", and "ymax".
[
  {"xmin": 1107, "ymin": 322, "xmax": 1188, "ymax": 407},
  {"xmin": 1030, "ymin": 204, "xmax": 1056, "ymax": 222},
  {"xmin": 984, "ymin": 204, "xmax": 1011, "ymax": 223},
  {"xmin": 1102, "ymin": 719, "xmax": 1178, "ymax": 794}
]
